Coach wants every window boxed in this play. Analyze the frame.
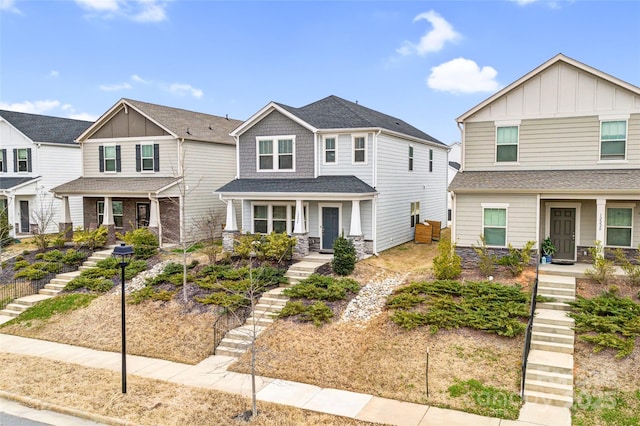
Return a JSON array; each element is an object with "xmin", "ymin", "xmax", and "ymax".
[
  {"xmin": 410, "ymin": 202, "xmax": 420, "ymax": 227},
  {"xmin": 429, "ymin": 149, "xmax": 433, "ymax": 172},
  {"xmin": 136, "ymin": 144, "xmax": 159, "ymax": 172},
  {"xmin": 0, "ymin": 149, "xmax": 5, "ymax": 172},
  {"xmin": 483, "ymin": 207, "xmax": 507, "ymax": 246},
  {"xmin": 606, "ymin": 207, "xmax": 632, "ymax": 247},
  {"xmin": 97, "ymin": 201, "xmax": 123, "ymax": 228},
  {"xmin": 600, "ymin": 120, "xmax": 626, "ymax": 161},
  {"xmin": 253, "ymin": 205, "xmax": 268, "ymax": 233},
  {"xmin": 409, "ymin": 146, "xmax": 414, "ymax": 171},
  {"xmin": 99, "ymin": 145, "xmax": 121, "ymax": 173},
  {"xmin": 257, "ymin": 136, "xmax": 295, "ymax": 171},
  {"xmin": 252, "ymin": 203, "xmax": 308, "ymax": 234},
  {"xmin": 324, "ymin": 136, "xmax": 336, "ymax": 164},
  {"xmin": 353, "ymin": 135, "xmax": 366, "ymax": 163},
  {"xmin": 496, "ymin": 126, "xmax": 518, "ymax": 162},
  {"xmin": 272, "ymin": 205, "xmax": 287, "ymax": 233},
  {"xmin": 14, "ymin": 148, "xmax": 31, "ymax": 172}
]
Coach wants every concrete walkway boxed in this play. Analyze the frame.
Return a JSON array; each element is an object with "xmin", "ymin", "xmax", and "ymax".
[{"xmin": 0, "ymin": 334, "xmax": 563, "ymax": 426}]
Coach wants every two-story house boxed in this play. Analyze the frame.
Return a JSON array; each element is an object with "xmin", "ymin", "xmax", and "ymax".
[
  {"xmin": 450, "ymin": 54, "xmax": 640, "ymax": 263},
  {"xmin": 216, "ymin": 95, "xmax": 449, "ymax": 257},
  {"xmin": 52, "ymin": 99, "xmax": 242, "ymax": 245},
  {"xmin": 1, "ymin": 110, "xmax": 91, "ymax": 238}
]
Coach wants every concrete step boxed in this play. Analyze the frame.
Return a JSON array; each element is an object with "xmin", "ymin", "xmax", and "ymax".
[
  {"xmin": 3, "ymin": 303, "xmax": 27, "ymax": 313},
  {"xmin": 49, "ymin": 278, "xmax": 73, "ymax": 285},
  {"xmin": 39, "ymin": 288, "xmax": 61, "ymax": 296},
  {"xmin": 55, "ymin": 271, "xmax": 81, "ymax": 280},
  {"xmin": 78, "ymin": 265, "xmax": 95, "ymax": 271},
  {"xmin": 83, "ymin": 260, "xmax": 98, "ymax": 267},
  {"xmin": 286, "ymin": 261, "xmax": 322, "ymax": 272},
  {"xmin": 525, "ymin": 379, "xmax": 573, "ymax": 397},
  {"xmin": 523, "ymin": 390, "xmax": 573, "ymax": 408},
  {"xmin": 0, "ymin": 309, "xmax": 19, "ymax": 317},
  {"xmin": 217, "ymin": 337, "xmax": 251, "ymax": 350},
  {"xmin": 245, "ymin": 316, "xmax": 274, "ymax": 327},
  {"xmin": 537, "ymin": 301, "xmax": 571, "ymax": 312},
  {"xmin": 527, "ymin": 350, "xmax": 573, "ymax": 375},
  {"xmin": 525, "ymin": 369, "xmax": 573, "ymax": 386},
  {"xmin": 531, "ymin": 331, "xmax": 574, "ymax": 345},
  {"xmin": 531, "ymin": 340, "xmax": 574, "ymax": 354},
  {"xmin": 215, "ymin": 346, "xmax": 246, "ymax": 357},
  {"xmin": 302, "ymin": 253, "xmax": 333, "ymax": 262},
  {"xmin": 537, "ymin": 275, "xmax": 576, "ymax": 289},
  {"xmin": 538, "ymin": 286, "xmax": 575, "ymax": 297},
  {"xmin": 45, "ymin": 283, "xmax": 66, "ymax": 291},
  {"xmin": 254, "ymin": 303, "xmax": 286, "ymax": 313},
  {"xmin": 227, "ymin": 325, "xmax": 266, "ymax": 340},
  {"xmin": 285, "ymin": 270, "xmax": 314, "ymax": 278},
  {"xmin": 537, "ymin": 293, "xmax": 575, "ymax": 304},
  {"xmin": 532, "ymin": 323, "xmax": 573, "ymax": 336},
  {"xmin": 14, "ymin": 294, "xmax": 52, "ymax": 306},
  {"xmin": 534, "ymin": 309, "xmax": 574, "ymax": 328}
]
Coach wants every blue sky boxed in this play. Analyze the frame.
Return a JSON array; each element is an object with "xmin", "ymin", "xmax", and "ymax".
[{"xmin": 1, "ymin": 0, "xmax": 639, "ymax": 144}]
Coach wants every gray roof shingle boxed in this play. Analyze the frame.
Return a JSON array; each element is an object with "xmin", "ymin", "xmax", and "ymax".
[
  {"xmin": 122, "ymin": 99, "xmax": 243, "ymax": 145},
  {"xmin": 217, "ymin": 175, "xmax": 376, "ymax": 194},
  {"xmin": 275, "ymin": 96, "xmax": 444, "ymax": 146},
  {"xmin": 449, "ymin": 169, "xmax": 640, "ymax": 193},
  {"xmin": 0, "ymin": 110, "xmax": 92, "ymax": 145},
  {"xmin": 0, "ymin": 176, "xmax": 40, "ymax": 190},
  {"xmin": 51, "ymin": 177, "xmax": 181, "ymax": 195}
]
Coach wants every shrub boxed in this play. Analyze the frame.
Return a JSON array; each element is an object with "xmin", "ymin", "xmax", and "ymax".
[
  {"xmin": 12, "ymin": 260, "xmax": 30, "ymax": 271},
  {"xmin": 65, "ymin": 276, "xmax": 114, "ymax": 293},
  {"xmin": 128, "ymin": 286, "xmax": 176, "ymax": 304},
  {"xmin": 332, "ymin": 234, "xmax": 356, "ymax": 276},
  {"xmin": 73, "ymin": 226, "xmax": 107, "ymax": 250},
  {"xmin": 283, "ymin": 274, "xmax": 359, "ymax": 301},
  {"xmin": 472, "ymin": 235, "xmax": 497, "ymax": 277},
  {"xmin": 585, "ymin": 241, "xmax": 615, "ymax": 285},
  {"xmin": 262, "ymin": 232, "xmax": 296, "ymax": 263},
  {"xmin": 51, "ymin": 234, "xmax": 67, "ymax": 248},
  {"xmin": 14, "ymin": 267, "xmax": 47, "ymax": 280},
  {"xmin": 117, "ymin": 228, "xmax": 159, "ymax": 259},
  {"xmin": 62, "ymin": 249, "xmax": 87, "ymax": 266},
  {"xmin": 201, "ymin": 243, "xmax": 222, "ymax": 264},
  {"xmin": 613, "ymin": 246, "xmax": 640, "ymax": 286},
  {"xmin": 234, "ymin": 234, "xmax": 264, "ymax": 259},
  {"xmin": 432, "ymin": 237, "xmax": 462, "ymax": 279},
  {"xmin": 497, "ymin": 241, "xmax": 535, "ymax": 277},
  {"xmin": 302, "ymin": 301, "xmax": 334, "ymax": 326}
]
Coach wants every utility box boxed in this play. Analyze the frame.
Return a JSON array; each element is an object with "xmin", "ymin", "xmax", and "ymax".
[
  {"xmin": 415, "ymin": 223, "xmax": 432, "ymax": 244},
  {"xmin": 427, "ymin": 220, "xmax": 441, "ymax": 241}
]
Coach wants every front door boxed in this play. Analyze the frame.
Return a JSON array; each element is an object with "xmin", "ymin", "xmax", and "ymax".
[
  {"xmin": 19, "ymin": 200, "xmax": 29, "ymax": 233},
  {"xmin": 550, "ymin": 208, "xmax": 576, "ymax": 261},
  {"xmin": 137, "ymin": 203, "xmax": 150, "ymax": 228},
  {"xmin": 321, "ymin": 207, "xmax": 339, "ymax": 251}
]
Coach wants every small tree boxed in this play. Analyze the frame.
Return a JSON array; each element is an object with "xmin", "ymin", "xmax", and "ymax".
[
  {"xmin": 432, "ymin": 237, "xmax": 462, "ymax": 279},
  {"xmin": 585, "ymin": 241, "xmax": 615, "ymax": 285},
  {"xmin": 497, "ymin": 241, "xmax": 535, "ymax": 277},
  {"xmin": 613, "ymin": 246, "xmax": 640, "ymax": 286},
  {"xmin": 117, "ymin": 228, "xmax": 159, "ymax": 259},
  {"xmin": 30, "ymin": 188, "xmax": 58, "ymax": 250},
  {"xmin": 472, "ymin": 235, "xmax": 496, "ymax": 277},
  {"xmin": 332, "ymin": 234, "xmax": 356, "ymax": 276}
]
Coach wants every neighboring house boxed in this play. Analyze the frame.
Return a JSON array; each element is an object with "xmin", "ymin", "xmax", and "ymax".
[
  {"xmin": 216, "ymin": 95, "xmax": 449, "ymax": 258},
  {"xmin": 447, "ymin": 141, "xmax": 461, "ymax": 225},
  {"xmin": 52, "ymin": 99, "xmax": 242, "ymax": 246},
  {"xmin": 450, "ymin": 54, "xmax": 640, "ymax": 264},
  {"xmin": 0, "ymin": 110, "xmax": 91, "ymax": 238}
]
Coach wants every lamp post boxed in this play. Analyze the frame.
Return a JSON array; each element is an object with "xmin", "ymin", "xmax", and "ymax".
[{"xmin": 112, "ymin": 243, "xmax": 134, "ymax": 394}]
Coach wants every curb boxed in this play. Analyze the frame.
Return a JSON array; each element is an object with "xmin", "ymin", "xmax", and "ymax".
[{"xmin": 0, "ymin": 390, "xmax": 143, "ymax": 426}]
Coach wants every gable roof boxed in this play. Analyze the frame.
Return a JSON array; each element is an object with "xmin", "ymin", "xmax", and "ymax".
[
  {"xmin": 457, "ymin": 53, "xmax": 640, "ymax": 122},
  {"xmin": 0, "ymin": 110, "xmax": 92, "ymax": 145},
  {"xmin": 232, "ymin": 95, "xmax": 445, "ymax": 146},
  {"xmin": 78, "ymin": 99, "xmax": 243, "ymax": 145},
  {"xmin": 217, "ymin": 175, "xmax": 376, "ymax": 195}
]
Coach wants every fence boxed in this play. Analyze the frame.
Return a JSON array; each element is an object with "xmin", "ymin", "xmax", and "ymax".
[
  {"xmin": 520, "ymin": 252, "xmax": 541, "ymax": 397},
  {"xmin": 212, "ymin": 305, "xmax": 252, "ymax": 354},
  {"xmin": 0, "ymin": 262, "xmax": 78, "ymax": 310}
]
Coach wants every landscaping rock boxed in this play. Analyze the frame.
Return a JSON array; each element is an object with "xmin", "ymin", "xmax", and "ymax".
[{"xmin": 340, "ymin": 273, "xmax": 407, "ymax": 323}]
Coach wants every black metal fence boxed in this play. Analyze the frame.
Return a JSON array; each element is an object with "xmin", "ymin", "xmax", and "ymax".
[
  {"xmin": 0, "ymin": 262, "xmax": 77, "ymax": 310},
  {"xmin": 520, "ymin": 253, "xmax": 541, "ymax": 397},
  {"xmin": 212, "ymin": 305, "xmax": 252, "ymax": 354}
]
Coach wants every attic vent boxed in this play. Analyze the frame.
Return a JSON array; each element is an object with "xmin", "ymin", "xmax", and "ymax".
[{"xmin": 395, "ymin": 121, "xmax": 400, "ymax": 126}]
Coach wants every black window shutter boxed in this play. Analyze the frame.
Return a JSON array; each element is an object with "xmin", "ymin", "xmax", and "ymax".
[
  {"xmin": 99, "ymin": 146, "xmax": 104, "ymax": 172},
  {"xmin": 1, "ymin": 149, "xmax": 6, "ymax": 172},
  {"xmin": 27, "ymin": 148, "xmax": 32, "ymax": 172},
  {"xmin": 116, "ymin": 145, "xmax": 121, "ymax": 172},
  {"xmin": 135, "ymin": 144, "xmax": 141, "ymax": 172},
  {"xmin": 153, "ymin": 143, "xmax": 160, "ymax": 171},
  {"xmin": 13, "ymin": 149, "xmax": 17, "ymax": 172}
]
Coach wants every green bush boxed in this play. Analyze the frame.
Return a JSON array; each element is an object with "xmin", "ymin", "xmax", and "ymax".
[
  {"xmin": 613, "ymin": 246, "xmax": 640, "ymax": 286},
  {"xmin": 432, "ymin": 237, "xmax": 462, "ymax": 279},
  {"xmin": 262, "ymin": 232, "xmax": 296, "ymax": 263},
  {"xmin": 279, "ymin": 301, "xmax": 307, "ymax": 317},
  {"xmin": 128, "ymin": 286, "xmax": 176, "ymax": 304},
  {"xmin": 472, "ymin": 235, "xmax": 496, "ymax": 277},
  {"xmin": 12, "ymin": 260, "xmax": 30, "ymax": 271},
  {"xmin": 62, "ymin": 249, "xmax": 87, "ymax": 266},
  {"xmin": 73, "ymin": 226, "xmax": 107, "ymax": 250},
  {"xmin": 234, "ymin": 234, "xmax": 264, "ymax": 259},
  {"xmin": 195, "ymin": 292, "xmax": 249, "ymax": 310},
  {"xmin": 332, "ymin": 234, "xmax": 356, "ymax": 276},
  {"xmin": 14, "ymin": 267, "xmax": 47, "ymax": 280},
  {"xmin": 585, "ymin": 241, "xmax": 615, "ymax": 285},
  {"xmin": 117, "ymin": 228, "xmax": 159, "ymax": 259},
  {"xmin": 283, "ymin": 274, "xmax": 359, "ymax": 301},
  {"xmin": 497, "ymin": 241, "xmax": 535, "ymax": 277},
  {"xmin": 65, "ymin": 276, "xmax": 114, "ymax": 293},
  {"xmin": 279, "ymin": 301, "xmax": 334, "ymax": 327},
  {"xmin": 50, "ymin": 234, "xmax": 67, "ymax": 248},
  {"xmin": 42, "ymin": 250, "xmax": 64, "ymax": 262}
]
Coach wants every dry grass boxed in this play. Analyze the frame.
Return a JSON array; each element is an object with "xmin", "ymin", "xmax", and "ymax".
[{"xmin": 0, "ymin": 353, "xmax": 378, "ymax": 426}]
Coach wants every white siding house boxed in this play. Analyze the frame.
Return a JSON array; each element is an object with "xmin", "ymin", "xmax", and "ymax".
[{"xmin": 0, "ymin": 110, "xmax": 91, "ymax": 238}]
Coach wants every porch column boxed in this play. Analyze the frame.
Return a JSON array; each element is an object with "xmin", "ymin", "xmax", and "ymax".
[
  {"xmin": 292, "ymin": 199, "xmax": 309, "ymax": 259},
  {"xmin": 58, "ymin": 196, "xmax": 73, "ymax": 240},
  {"xmin": 348, "ymin": 200, "xmax": 366, "ymax": 260},
  {"xmin": 148, "ymin": 198, "xmax": 160, "ymax": 240},
  {"xmin": 103, "ymin": 196, "xmax": 116, "ymax": 245},
  {"xmin": 222, "ymin": 198, "xmax": 239, "ymax": 253},
  {"xmin": 6, "ymin": 192, "xmax": 16, "ymax": 238},
  {"xmin": 596, "ymin": 198, "xmax": 607, "ymax": 253},
  {"xmin": 224, "ymin": 199, "xmax": 238, "ymax": 231},
  {"xmin": 293, "ymin": 199, "xmax": 306, "ymax": 234}
]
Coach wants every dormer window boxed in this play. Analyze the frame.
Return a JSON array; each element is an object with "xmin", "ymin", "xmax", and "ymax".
[{"xmin": 257, "ymin": 136, "xmax": 295, "ymax": 171}]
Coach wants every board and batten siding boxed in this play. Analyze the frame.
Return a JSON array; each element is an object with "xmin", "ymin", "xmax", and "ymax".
[
  {"xmin": 317, "ymin": 133, "xmax": 374, "ymax": 186},
  {"xmin": 455, "ymin": 194, "xmax": 538, "ymax": 248},
  {"xmin": 464, "ymin": 114, "xmax": 640, "ymax": 171},
  {"xmin": 82, "ymin": 138, "xmax": 178, "ymax": 178},
  {"xmin": 237, "ymin": 111, "xmax": 314, "ymax": 179},
  {"xmin": 375, "ymin": 134, "xmax": 448, "ymax": 253}
]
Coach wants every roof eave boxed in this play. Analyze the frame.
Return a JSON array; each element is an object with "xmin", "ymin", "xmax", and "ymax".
[
  {"xmin": 230, "ymin": 102, "xmax": 318, "ymax": 137},
  {"xmin": 216, "ymin": 190, "xmax": 376, "ymax": 201}
]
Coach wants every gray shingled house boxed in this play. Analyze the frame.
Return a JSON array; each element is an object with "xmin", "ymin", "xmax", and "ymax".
[
  {"xmin": 1, "ymin": 110, "xmax": 92, "ymax": 238},
  {"xmin": 450, "ymin": 54, "xmax": 640, "ymax": 263},
  {"xmin": 51, "ymin": 99, "xmax": 242, "ymax": 245},
  {"xmin": 217, "ymin": 95, "xmax": 449, "ymax": 257}
]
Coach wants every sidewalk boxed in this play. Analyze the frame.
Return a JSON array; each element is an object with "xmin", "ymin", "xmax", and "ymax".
[{"xmin": 0, "ymin": 334, "xmax": 569, "ymax": 426}]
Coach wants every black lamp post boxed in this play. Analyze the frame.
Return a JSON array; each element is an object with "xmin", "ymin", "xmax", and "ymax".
[{"xmin": 112, "ymin": 243, "xmax": 134, "ymax": 394}]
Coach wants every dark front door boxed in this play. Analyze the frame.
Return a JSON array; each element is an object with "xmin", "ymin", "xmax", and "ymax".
[
  {"xmin": 137, "ymin": 203, "xmax": 150, "ymax": 228},
  {"xmin": 19, "ymin": 200, "xmax": 29, "ymax": 233},
  {"xmin": 321, "ymin": 207, "xmax": 339, "ymax": 251},
  {"xmin": 550, "ymin": 208, "xmax": 576, "ymax": 261}
]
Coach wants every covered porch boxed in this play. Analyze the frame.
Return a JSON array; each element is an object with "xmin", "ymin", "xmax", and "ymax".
[{"xmin": 0, "ymin": 176, "xmax": 42, "ymax": 237}]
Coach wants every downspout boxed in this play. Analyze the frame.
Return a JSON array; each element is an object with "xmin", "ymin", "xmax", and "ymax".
[
  {"xmin": 178, "ymin": 138, "xmax": 185, "ymax": 244},
  {"xmin": 372, "ymin": 130, "xmax": 381, "ymax": 255},
  {"xmin": 451, "ymin": 192, "xmax": 457, "ymax": 242},
  {"xmin": 314, "ymin": 132, "xmax": 318, "ymax": 178},
  {"xmin": 457, "ymin": 122, "xmax": 465, "ymax": 171},
  {"xmin": 234, "ymin": 135, "xmax": 240, "ymax": 179}
]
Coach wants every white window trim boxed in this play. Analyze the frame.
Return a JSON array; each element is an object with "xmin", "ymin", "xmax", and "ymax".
[
  {"xmin": 256, "ymin": 135, "xmax": 296, "ymax": 172},
  {"xmin": 322, "ymin": 135, "xmax": 338, "ymax": 165},
  {"xmin": 250, "ymin": 202, "xmax": 308, "ymax": 234},
  {"xmin": 103, "ymin": 144, "xmax": 117, "ymax": 174},
  {"xmin": 598, "ymin": 118, "xmax": 628, "ymax": 163},
  {"xmin": 481, "ymin": 203, "xmax": 509, "ymax": 247},
  {"xmin": 605, "ymin": 203, "xmax": 635, "ymax": 248},
  {"xmin": 0, "ymin": 150, "xmax": 5, "ymax": 173},
  {"xmin": 16, "ymin": 148, "xmax": 29, "ymax": 173},
  {"xmin": 410, "ymin": 201, "xmax": 420, "ymax": 227},
  {"xmin": 140, "ymin": 143, "xmax": 155, "ymax": 172},
  {"xmin": 494, "ymin": 123, "xmax": 520, "ymax": 165},
  {"xmin": 352, "ymin": 134, "xmax": 368, "ymax": 165}
]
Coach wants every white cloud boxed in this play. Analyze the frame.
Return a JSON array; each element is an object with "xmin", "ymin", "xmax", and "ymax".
[
  {"xmin": 68, "ymin": 112, "xmax": 98, "ymax": 121},
  {"xmin": 48, "ymin": 70, "xmax": 60, "ymax": 79},
  {"xmin": 168, "ymin": 83, "xmax": 203, "ymax": 98},
  {"xmin": 131, "ymin": 74, "xmax": 150, "ymax": 84},
  {"xmin": 0, "ymin": 100, "xmax": 61, "ymax": 114},
  {"xmin": 1, "ymin": 0, "xmax": 22, "ymax": 14},
  {"xmin": 99, "ymin": 82, "xmax": 132, "ymax": 91},
  {"xmin": 510, "ymin": 0, "xmax": 539, "ymax": 4},
  {"xmin": 397, "ymin": 10, "xmax": 461, "ymax": 56},
  {"xmin": 427, "ymin": 58, "xmax": 501, "ymax": 94},
  {"xmin": 74, "ymin": 0, "xmax": 169, "ymax": 23}
]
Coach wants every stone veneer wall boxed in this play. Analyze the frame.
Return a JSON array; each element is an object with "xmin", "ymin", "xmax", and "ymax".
[
  {"xmin": 456, "ymin": 247, "xmax": 538, "ymax": 270},
  {"xmin": 293, "ymin": 233, "xmax": 309, "ymax": 259},
  {"xmin": 577, "ymin": 246, "xmax": 640, "ymax": 265}
]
